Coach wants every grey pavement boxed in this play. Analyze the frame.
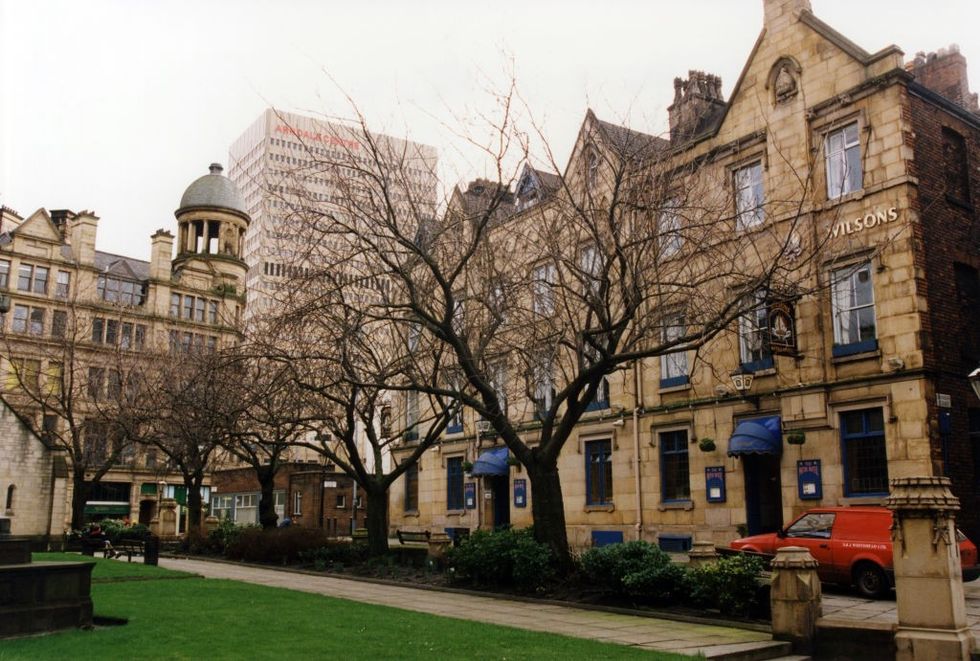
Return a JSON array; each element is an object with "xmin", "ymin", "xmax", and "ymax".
[
  {"xmin": 159, "ymin": 557, "xmax": 788, "ymax": 659},
  {"xmin": 818, "ymin": 579, "xmax": 980, "ymax": 638}
]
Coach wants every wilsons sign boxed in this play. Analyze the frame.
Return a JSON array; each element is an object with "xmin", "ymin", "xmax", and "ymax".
[{"xmin": 831, "ymin": 206, "xmax": 899, "ymax": 238}]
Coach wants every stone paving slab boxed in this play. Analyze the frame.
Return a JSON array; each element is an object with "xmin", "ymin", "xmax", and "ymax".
[{"xmin": 160, "ymin": 557, "xmax": 779, "ymax": 658}]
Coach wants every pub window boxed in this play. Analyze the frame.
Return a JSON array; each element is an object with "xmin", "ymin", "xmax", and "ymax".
[
  {"xmin": 0, "ymin": 259, "xmax": 9, "ymax": 288},
  {"xmin": 404, "ymin": 463, "xmax": 419, "ymax": 512},
  {"xmin": 734, "ymin": 161, "xmax": 765, "ymax": 229},
  {"xmin": 841, "ymin": 408, "xmax": 888, "ymax": 496},
  {"xmin": 825, "ymin": 122, "xmax": 862, "ymax": 199},
  {"xmin": 17, "ymin": 264, "xmax": 49, "ymax": 294},
  {"xmin": 51, "ymin": 310, "xmax": 67, "ymax": 339},
  {"xmin": 660, "ymin": 429, "xmax": 691, "ymax": 502},
  {"xmin": 660, "ymin": 315, "xmax": 689, "ymax": 388},
  {"xmin": 585, "ymin": 439, "xmax": 613, "ymax": 506},
  {"xmin": 658, "ymin": 198, "xmax": 683, "ymax": 257},
  {"xmin": 831, "ymin": 262, "xmax": 877, "ymax": 356},
  {"xmin": 170, "ymin": 293, "xmax": 180, "ymax": 317},
  {"xmin": 738, "ymin": 292, "xmax": 773, "ymax": 371},
  {"xmin": 446, "ymin": 457, "xmax": 464, "ymax": 511},
  {"xmin": 55, "ymin": 271, "xmax": 71, "ymax": 298}
]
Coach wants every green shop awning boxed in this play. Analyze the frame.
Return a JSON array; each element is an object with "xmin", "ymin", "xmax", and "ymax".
[
  {"xmin": 84, "ymin": 504, "xmax": 131, "ymax": 515},
  {"xmin": 173, "ymin": 486, "xmax": 187, "ymax": 506},
  {"xmin": 140, "ymin": 482, "xmax": 158, "ymax": 495}
]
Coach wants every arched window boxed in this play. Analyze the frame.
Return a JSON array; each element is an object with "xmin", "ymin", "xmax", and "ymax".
[{"xmin": 5, "ymin": 484, "xmax": 14, "ymax": 512}]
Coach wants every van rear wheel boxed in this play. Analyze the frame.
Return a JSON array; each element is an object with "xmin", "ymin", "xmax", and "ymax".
[{"xmin": 854, "ymin": 563, "xmax": 889, "ymax": 599}]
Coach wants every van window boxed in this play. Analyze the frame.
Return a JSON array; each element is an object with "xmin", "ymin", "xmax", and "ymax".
[{"xmin": 786, "ymin": 512, "xmax": 835, "ymax": 539}]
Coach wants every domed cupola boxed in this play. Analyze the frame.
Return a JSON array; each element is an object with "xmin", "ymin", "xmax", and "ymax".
[{"xmin": 175, "ymin": 163, "xmax": 249, "ymax": 264}]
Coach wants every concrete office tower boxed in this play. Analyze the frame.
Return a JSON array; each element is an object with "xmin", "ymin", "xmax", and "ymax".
[{"xmin": 228, "ymin": 109, "xmax": 438, "ymax": 324}]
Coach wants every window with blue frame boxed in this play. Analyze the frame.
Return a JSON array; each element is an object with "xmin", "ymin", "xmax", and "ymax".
[
  {"xmin": 585, "ymin": 377, "xmax": 610, "ymax": 411},
  {"xmin": 841, "ymin": 408, "xmax": 888, "ymax": 496},
  {"xmin": 585, "ymin": 440, "xmax": 613, "ymax": 505},
  {"xmin": 831, "ymin": 263, "xmax": 877, "ymax": 357},
  {"xmin": 446, "ymin": 457, "xmax": 464, "ymax": 510},
  {"xmin": 738, "ymin": 293, "xmax": 773, "ymax": 371},
  {"xmin": 660, "ymin": 429, "xmax": 690, "ymax": 502}
]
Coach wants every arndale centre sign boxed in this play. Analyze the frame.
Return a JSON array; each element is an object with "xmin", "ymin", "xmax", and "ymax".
[{"xmin": 831, "ymin": 206, "xmax": 899, "ymax": 238}]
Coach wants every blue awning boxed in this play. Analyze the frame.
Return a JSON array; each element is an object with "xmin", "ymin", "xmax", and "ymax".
[
  {"xmin": 471, "ymin": 447, "xmax": 510, "ymax": 476},
  {"xmin": 728, "ymin": 416, "xmax": 782, "ymax": 456}
]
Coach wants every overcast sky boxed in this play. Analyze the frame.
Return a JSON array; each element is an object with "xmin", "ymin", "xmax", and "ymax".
[{"xmin": 2, "ymin": 0, "xmax": 978, "ymax": 260}]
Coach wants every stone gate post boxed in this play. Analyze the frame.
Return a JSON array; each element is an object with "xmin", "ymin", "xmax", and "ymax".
[
  {"xmin": 770, "ymin": 546, "xmax": 822, "ymax": 653},
  {"xmin": 886, "ymin": 476, "xmax": 974, "ymax": 660}
]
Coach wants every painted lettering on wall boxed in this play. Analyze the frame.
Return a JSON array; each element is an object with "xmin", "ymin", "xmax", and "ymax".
[
  {"xmin": 831, "ymin": 207, "xmax": 899, "ymax": 238},
  {"xmin": 275, "ymin": 124, "xmax": 361, "ymax": 151}
]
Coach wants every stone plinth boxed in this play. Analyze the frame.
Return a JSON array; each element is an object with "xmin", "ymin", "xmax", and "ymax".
[
  {"xmin": 886, "ymin": 476, "xmax": 974, "ymax": 661},
  {"xmin": 0, "ymin": 537, "xmax": 32, "ymax": 565},
  {"xmin": 427, "ymin": 532, "xmax": 452, "ymax": 562},
  {"xmin": 0, "ymin": 560, "xmax": 94, "ymax": 638},
  {"xmin": 770, "ymin": 546, "xmax": 821, "ymax": 654},
  {"xmin": 687, "ymin": 540, "xmax": 720, "ymax": 568}
]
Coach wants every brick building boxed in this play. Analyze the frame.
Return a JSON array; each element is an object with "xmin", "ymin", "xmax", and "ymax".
[
  {"xmin": 210, "ymin": 462, "xmax": 367, "ymax": 535},
  {"xmin": 389, "ymin": 0, "xmax": 980, "ymax": 549}
]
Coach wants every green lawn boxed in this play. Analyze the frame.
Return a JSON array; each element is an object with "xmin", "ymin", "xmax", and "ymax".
[
  {"xmin": 1, "ymin": 554, "xmax": 692, "ymax": 660},
  {"xmin": 33, "ymin": 552, "xmax": 195, "ymax": 581}
]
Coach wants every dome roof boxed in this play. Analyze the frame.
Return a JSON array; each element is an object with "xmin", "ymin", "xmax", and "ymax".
[{"xmin": 178, "ymin": 163, "xmax": 247, "ymax": 215}]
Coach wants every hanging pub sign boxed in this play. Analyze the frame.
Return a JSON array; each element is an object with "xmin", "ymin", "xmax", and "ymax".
[
  {"xmin": 797, "ymin": 460, "xmax": 823, "ymax": 500},
  {"xmin": 513, "ymin": 479, "xmax": 527, "ymax": 508},
  {"xmin": 768, "ymin": 300, "xmax": 797, "ymax": 356},
  {"xmin": 705, "ymin": 466, "xmax": 726, "ymax": 503},
  {"xmin": 464, "ymin": 482, "xmax": 476, "ymax": 509}
]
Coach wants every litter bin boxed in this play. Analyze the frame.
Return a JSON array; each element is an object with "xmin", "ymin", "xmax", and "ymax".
[
  {"xmin": 143, "ymin": 534, "xmax": 160, "ymax": 566},
  {"xmin": 444, "ymin": 527, "xmax": 470, "ymax": 547}
]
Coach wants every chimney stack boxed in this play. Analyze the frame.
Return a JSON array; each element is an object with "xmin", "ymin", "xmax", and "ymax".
[
  {"xmin": 150, "ymin": 229, "xmax": 175, "ymax": 282},
  {"xmin": 668, "ymin": 71, "xmax": 726, "ymax": 144},
  {"xmin": 907, "ymin": 45, "xmax": 980, "ymax": 113}
]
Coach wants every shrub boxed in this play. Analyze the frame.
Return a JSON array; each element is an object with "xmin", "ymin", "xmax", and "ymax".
[
  {"xmin": 579, "ymin": 540, "xmax": 679, "ymax": 597},
  {"xmin": 97, "ymin": 519, "xmax": 152, "ymax": 544},
  {"xmin": 686, "ymin": 554, "xmax": 766, "ymax": 617},
  {"xmin": 448, "ymin": 528, "xmax": 554, "ymax": 589},
  {"xmin": 225, "ymin": 526, "xmax": 332, "ymax": 564},
  {"xmin": 299, "ymin": 542, "xmax": 370, "ymax": 571},
  {"xmin": 620, "ymin": 561, "xmax": 689, "ymax": 605},
  {"xmin": 206, "ymin": 518, "xmax": 251, "ymax": 555}
]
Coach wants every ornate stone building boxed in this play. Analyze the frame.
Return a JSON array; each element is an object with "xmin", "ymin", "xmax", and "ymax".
[
  {"xmin": 389, "ymin": 0, "xmax": 980, "ymax": 549},
  {"xmin": 0, "ymin": 163, "xmax": 248, "ymax": 536}
]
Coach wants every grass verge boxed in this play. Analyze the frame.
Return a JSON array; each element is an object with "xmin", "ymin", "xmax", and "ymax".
[
  {"xmin": 32, "ymin": 552, "xmax": 195, "ymax": 581},
  {"xmin": 2, "ymin": 554, "xmax": 692, "ymax": 660}
]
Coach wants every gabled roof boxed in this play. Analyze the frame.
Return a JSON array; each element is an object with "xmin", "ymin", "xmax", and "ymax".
[
  {"xmin": 94, "ymin": 251, "xmax": 150, "ymax": 280},
  {"xmin": 12, "ymin": 208, "xmax": 64, "ymax": 243},
  {"xmin": 589, "ymin": 111, "xmax": 668, "ymax": 158}
]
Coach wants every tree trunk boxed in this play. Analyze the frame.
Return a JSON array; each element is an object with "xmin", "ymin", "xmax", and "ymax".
[
  {"xmin": 70, "ymin": 474, "xmax": 91, "ymax": 531},
  {"xmin": 364, "ymin": 486, "xmax": 390, "ymax": 556},
  {"xmin": 185, "ymin": 476, "xmax": 205, "ymax": 531},
  {"xmin": 257, "ymin": 466, "xmax": 279, "ymax": 530},
  {"xmin": 525, "ymin": 460, "xmax": 572, "ymax": 571}
]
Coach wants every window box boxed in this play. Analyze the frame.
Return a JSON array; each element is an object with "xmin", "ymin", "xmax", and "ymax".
[
  {"xmin": 659, "ymin": 375, "xmax": 690, "ymax": 389},
  {"xmin": 740, "ymin": 357, "xmax": 774, "ymax": 373},
  {"xmin": 832, "ymin": 339, "xmax": 878, "ymax": 358}
]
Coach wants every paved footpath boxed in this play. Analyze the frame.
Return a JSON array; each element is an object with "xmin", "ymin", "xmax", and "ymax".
[{"xmin": 160, "ymin": 558, "xmax": 790, "ymax": 659}]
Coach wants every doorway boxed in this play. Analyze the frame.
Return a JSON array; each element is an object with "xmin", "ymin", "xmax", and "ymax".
[
  {"xmin": 488, "ymin": 475, "xmax": 510, "ymax": 530},
  {"xmin": 743, "ymin": 454, "xmax": 783, "ymax": 535}
]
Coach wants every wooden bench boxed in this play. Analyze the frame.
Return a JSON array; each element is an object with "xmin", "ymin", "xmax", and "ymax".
[
  {"xmin": 112, "ymin": 538, "xmax": 146, "ymax": 562},
  {"xmin": 396, "ymin": 529, "xmax": 431, "ymax": 545},
  {"xmin": 352, "ymin": 528, "xmax": 368, "ymax": 542}
]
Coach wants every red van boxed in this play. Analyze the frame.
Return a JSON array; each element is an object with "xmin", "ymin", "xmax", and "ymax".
[{"xmin": 730, "ymin": 506, "xmax": 980, "ymax": 598}]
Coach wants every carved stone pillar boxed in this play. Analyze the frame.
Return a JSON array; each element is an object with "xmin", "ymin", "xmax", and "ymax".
[
  {"xmin": 770, "ymin": 546, "xmax": 822, "ymax": 654},
  {"xmin": 886, "ymin": 476, "xmax": 974, "ymax": 661},
  {"xmin": 687, "ymin": 540, "xmax": 720, "ymax": 568}
]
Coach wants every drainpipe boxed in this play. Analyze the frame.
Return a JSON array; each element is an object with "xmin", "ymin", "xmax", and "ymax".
[{"xmin": 633, "ymin": 360, "xmax": 643, "ymax": 541}]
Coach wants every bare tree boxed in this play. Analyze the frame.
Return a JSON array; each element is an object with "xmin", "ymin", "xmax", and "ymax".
[
  {"xmin": 222, "ymin": 351, "xmax": 316, "ymax": 530},
  {"xmin": 123, "ymin": 345, "xmax": 244, "ymax": 531},
  {"xmin": 261, "ymin": 264, "xmax": 457, "ymax": 556}
]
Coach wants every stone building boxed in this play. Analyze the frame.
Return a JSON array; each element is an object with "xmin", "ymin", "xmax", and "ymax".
[
  {"xmin": 0, "ymin": 163, "xmax": 248, "ymax": 534},
  {"xmin": 0, "ymin": 397, "xmax": 68, "ymax": 540},
  {"xmin": 388, "ymin": 0, "xmax": 980, "ymax": 550}
]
